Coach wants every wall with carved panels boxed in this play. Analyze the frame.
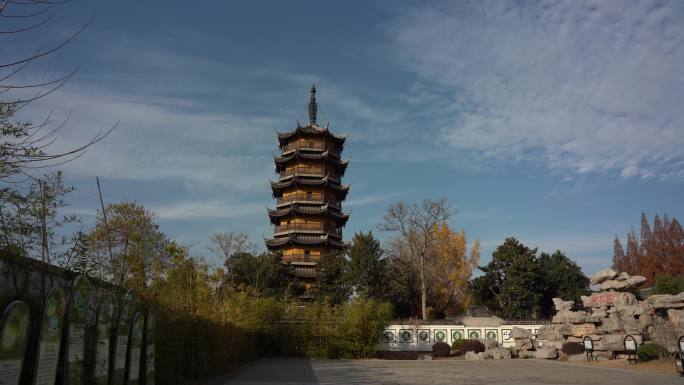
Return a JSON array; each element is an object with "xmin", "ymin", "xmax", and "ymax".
[{"xmin": 379, "ymin": 323, "xmax": 547, "ymax": 351}]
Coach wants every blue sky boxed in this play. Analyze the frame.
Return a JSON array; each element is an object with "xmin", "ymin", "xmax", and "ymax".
[{"xmin": 4, "ymin": 0, "xmax": 684, "ymax": 275}]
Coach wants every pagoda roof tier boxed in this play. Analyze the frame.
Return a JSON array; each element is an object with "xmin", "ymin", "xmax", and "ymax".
[
  {"xmin": 267, "ymin": 204, "xmax": 350, "ymax": 225},
  {"xmin": 270, "ymin": 175, "xmax": 350, "ymax": 198},
  {"xmin": 276, "ymin": 123, "xmax": 346, "ymax": 148},
  {"xmin": 265, "ymin": 234, "xmax": 345, "ymax": 250},
  {"xmin": 274, "ymin": 151, "xmax": 348, "ymax": 173}
]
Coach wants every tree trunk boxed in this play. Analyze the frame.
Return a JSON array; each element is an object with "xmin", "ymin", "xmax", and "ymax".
[{"xmin": 420, "ymin": 255, "xmax": 427, "ymax": 320}]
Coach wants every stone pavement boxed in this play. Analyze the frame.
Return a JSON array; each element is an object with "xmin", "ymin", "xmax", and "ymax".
[{"xmin": 219, "ymin": 358, "xmax": 681, "ymax": 385}]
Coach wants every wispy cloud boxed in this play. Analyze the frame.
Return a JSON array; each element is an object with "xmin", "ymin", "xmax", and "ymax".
[
  {"xmin": 152, "ymin": 200, "xmax": 266, "ymax": 220},
  {"xmin": 389, "ymin": 0, "xmax": 684, "ymax": 180}
]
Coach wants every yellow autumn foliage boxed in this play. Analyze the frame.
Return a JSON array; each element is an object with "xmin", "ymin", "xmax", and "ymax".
[{"xmin": 431, "ymin": 222, "xmax": 480, "ymax": 316}]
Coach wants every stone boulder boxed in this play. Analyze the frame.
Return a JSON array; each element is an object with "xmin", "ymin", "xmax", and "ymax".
[
  {"xmin": 581, "ymin": 291, "xmax": 637, "ymax": 308},
  {"xmin": 479, "ymin": 338, "xmax": 499, "ymax": 350},
  {"xmin": 638, "ymin": 314, "xmax": 654, "ymax": 329},
  {"xmin": 590, "ymin": 268, "xmax": 618, "ymax": 285},
  {"xmin": 537, "ymin": 325, "xmax": 558, "ymax": 341},
  {"xmin": 667, "ymin": 309, "xmax": 684, "ymax": 328},
  {"xmin": 535, "ymin": 348, "xmax": 558, "ymax": 359},
  {"xmin": 552, "ymin": 310, "xmax": 588, "ymax": 324},
  {"xmin": 511, "ymin": 327, "xmax": 532, "ymax": 339},
  {"xmin": 553, "ymin": 298, "xmax": 574, "ymax": 311},
  {"xmin": 571, "ymin": 323, "xmax": 597, "ymax": 337},
  {"xmin": 515, "ymin": 338, "xmax": 535, "ymax": 351},
  {"xmin": 485, "ymin": 347, "xmax": 512, "ymax": 359},
  {"xmin": 417, "ymin": 354, "xmax": 432, "ymax": 360},
  {"xmin": 601, "ymin": 275, "xmax": 646, "ymax": 290},
  {"xmin": 647, "ymin": 293, "xmax": 684, "ymax": 309},
  {"xmin": 554, "ymin": 323, "xmax": 574, "ymax": 336},
  {"xmin": 464, "ymin": 351, "xmax": 485, "ymax": 360},
  {"xmin": 597, "ymin": 314, "xmax": 622, "ymax": 333}
]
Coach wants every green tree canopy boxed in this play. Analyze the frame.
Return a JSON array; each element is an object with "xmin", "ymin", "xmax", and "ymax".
[
  {"xmin": 537, "ymin": 250, "xmax": 589, "ymax": 317},
  {"xmin": 346, "ymin": 231, "xmax": 386, "ymax": 300}
]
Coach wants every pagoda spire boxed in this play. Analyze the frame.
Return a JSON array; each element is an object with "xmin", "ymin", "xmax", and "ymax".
[{"xmin": 308, "ymin": 83, "xmax": 318, "ymax": 125}]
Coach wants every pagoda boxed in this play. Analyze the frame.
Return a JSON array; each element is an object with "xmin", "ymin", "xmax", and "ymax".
[{"xmin": 265, "ymin": 85, "xmax": 350, "ymax": 284}]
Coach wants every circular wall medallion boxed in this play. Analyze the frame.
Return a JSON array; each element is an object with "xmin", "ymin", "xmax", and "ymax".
[
  {"xmin": 451, "ymin": 330, "xmax": 463, "ymax": 341},
  {"xmin": 486, "ymin": 331, "xmax": 497, "ymax": 340},
  {"xmin": 435, "ymin": 331, "xmax": 446, "ymax": 342},
  {"xmin": 1, "ymin": 324, "xmax": 18, "ymax": 351},
  {"xmin": 418, "ymin": 331, "xmax": 429, "ymax": 342},
  {"xmin": 469, "ymin": 330, "xmax": 480, "ymax": 339}
]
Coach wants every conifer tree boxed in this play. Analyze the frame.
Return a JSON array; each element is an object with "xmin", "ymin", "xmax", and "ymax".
[{"xmin": 612, "ymin": 236, "xmax": 626, "ymax": 272}]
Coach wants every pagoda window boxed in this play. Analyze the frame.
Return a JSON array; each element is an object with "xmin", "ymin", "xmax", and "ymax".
[
  {"xmin": 304, "ymin": 249, "xmax": 311, "ymax": 261},
  {"xmin": 306, "ymin": 191, "xmax": 313, "ymax": 200}
]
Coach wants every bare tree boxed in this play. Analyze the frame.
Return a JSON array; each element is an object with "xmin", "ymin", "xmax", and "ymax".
[
  {"xmin": 1, "ymin": 0, "xmax": 115, "ymax": 182},
  {"xmin": 379, "ymin": 199, "xmax": 451, "ymax": 320},
  {"xmin": 208, "ymin": 232, "xmax": 256, "ymax": 266}
]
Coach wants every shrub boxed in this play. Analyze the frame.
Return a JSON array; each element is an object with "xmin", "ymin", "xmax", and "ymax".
[
  {"xmin": 459, "ymin": 339, "xmax": 485, "ymax": 354},
  {"xmin": 561, "ymin": 342, "xmax": 584, "ymax": 355},
  {"xmin": 653, "ymin": 274, "xmax": 684, "ymax": 295},
  {"xmin": 451, "ymin": 338, "xmax": 465, "ymax": 352},
  {"xmin": 432, "ymin": 342, "xmax": 451, "ymax": 357},
  {"xmin": 637, "ymin": 343, "xmax": 659, "ymax": 362}
]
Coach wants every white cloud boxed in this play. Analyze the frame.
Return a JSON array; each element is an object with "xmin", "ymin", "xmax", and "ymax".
[
  {"xmin": 390, "ymin": 0, "xmax": 684, "ymax": 180},
  {"xmin": 152, "ymin": 200, "xmax": 266, "ymax": 220}
]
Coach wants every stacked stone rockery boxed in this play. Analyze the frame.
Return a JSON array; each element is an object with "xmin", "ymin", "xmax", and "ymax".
[
  {"xmin": 511, "ymin": 327, "xmax": 539, "ymax": 358},
  {"xmin": 536, "ymin": 267, "xmax": 684, "ymax": 360}
]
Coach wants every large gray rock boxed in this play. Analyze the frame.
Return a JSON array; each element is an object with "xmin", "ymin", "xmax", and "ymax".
[
  {"xmin": 590, "ymin": 268, "xmax": 618, "ymax": 285},
  {"xmin": 511, "ymin": 327, "xmax": 532, "ymax": 339},
  {"xmin": 638, "ymin": 314, "xmax": 654, "ymax": 329},
  {"xmin": 597, "ymin": 315, "xmax": 622, "ymax": 333},
  {"xmin": 553, "ymin": 298, "xmax": 574, "ymax": 311},
  {"xmin": 581, "ymin": 291, "xmax": 637, "ymax": 308},
  {"xmin": 620, "ymin": 315, "xmax": 640, "ymax": 334},
  {"xmin": 554, "ymin": 323, "xmax": 574, "ymax": 336},
  {"xmin": 464, "ymin": 351, "xmax": 485, "ymax": 360},
  {"xmin": 552, "ymin": 310, "xmax": 588, "ymax": 324},
  {"xmin": 571, "ymin": 323, "xmax": 597, "ymax": 337},
  {"xmin": 417, "ymin": 354, "xmax": 432, "ymax": 360},
  {"xmin": 515, "ymin": 338, "xmax": 534, "ymax": 351},
  {"xmin": 601, "ymin": 275, "xmax": 647, "ymax": 290},
  {"xmin": 667, "ymin": 309, "xmax": 684, "ymax": 328},
  {"xmin": 647, "ymin": 293, "xmax": 684, "ymax": 309},
  {"xmin": 479, "ymin": 338, "xmax": 499, "ymax": 350},
  {"xmin": 537, "ymin": 325, "xmax": 558, "ymax": 341},
  {"xmin": 535, "ymin": 348, "xmax": 558, "ymax": 359},
  {"xmin": 485, "ymin": 347, "xmax": 512, "ymax": 359}
]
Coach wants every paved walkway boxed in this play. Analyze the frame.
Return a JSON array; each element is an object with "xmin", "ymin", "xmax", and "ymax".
[{"xmin": 219, "ymin": 358, "xmax": 682, "ymax": 385}]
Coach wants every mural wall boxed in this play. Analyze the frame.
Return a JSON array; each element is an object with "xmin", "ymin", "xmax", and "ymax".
[{"xmin": 379, "ymin": 323, "xmax": 547, "ymax": 351}]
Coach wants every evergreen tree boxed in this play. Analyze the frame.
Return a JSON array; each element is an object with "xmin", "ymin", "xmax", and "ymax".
[
  {"xmin": 346, "ymin": 231, "xmax": 386, "ymax": 300},
  {"xmin": 315, "ymin": 251, "xmax": 351, "ymax": 305},
  {"xmin": 471, "ymin": 238, "xmax": 540, "ymax": 319},
  {"xmin": 612, "ymin": 236, "xmax": 626, "ymax": 272},
  {"xmin": 537, "ymin": 251, "xmax": 589, "ymax": 317}
]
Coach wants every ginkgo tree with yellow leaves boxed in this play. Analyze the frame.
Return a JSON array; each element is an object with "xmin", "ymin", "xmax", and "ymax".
[{"xmin": 431, "ymin": 222, "xmax": 480, "ymax": 317}]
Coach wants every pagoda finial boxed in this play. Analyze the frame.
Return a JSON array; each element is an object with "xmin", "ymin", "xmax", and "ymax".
[{"xmin": 308, "ymin": 83, "xmax": 318, "ymax": 125}]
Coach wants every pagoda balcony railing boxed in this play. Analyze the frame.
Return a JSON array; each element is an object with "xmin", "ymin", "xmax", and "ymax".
[
  {"xmin": 277, "ymin": 193, "xmax": 340, "ymax": 205},
  {"xmin": 280, "ymin": 166, "xmax": 325, "ymax": 177},
  {"xmin": 282, "ymin": 141, "xmax": 326, "ymax": 152},
  {"xmin": 275, "ymin": 224, "xmax": 341, "ymax": 236},
  {"xmin": 283, "ymin": 254, "xmax": 318, "ymax": 263}
]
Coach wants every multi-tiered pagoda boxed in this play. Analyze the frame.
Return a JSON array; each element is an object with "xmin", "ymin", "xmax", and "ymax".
[{"xmin": 265, "ymin": 85, "xmax": 350, "ymax": 283}]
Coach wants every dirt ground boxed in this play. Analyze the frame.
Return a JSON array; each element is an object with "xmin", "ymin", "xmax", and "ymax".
[
  {"xmin": 215, "ymin": 357, "xmax": 684, "ymax": 384},
  {"xmin": 566, "ymin": 358, "xmax": 679, "ymax": 376}
]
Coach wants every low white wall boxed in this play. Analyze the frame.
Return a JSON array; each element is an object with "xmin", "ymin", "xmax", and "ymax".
[{"xmin": 379, "ymin": 323, "xmax": 547, "ymax": 351}]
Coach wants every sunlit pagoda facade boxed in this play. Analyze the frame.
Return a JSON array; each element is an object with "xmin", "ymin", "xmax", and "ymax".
[{"xmin": 265, "ymin": 85, "xmax": 350, "ymax": 284}]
